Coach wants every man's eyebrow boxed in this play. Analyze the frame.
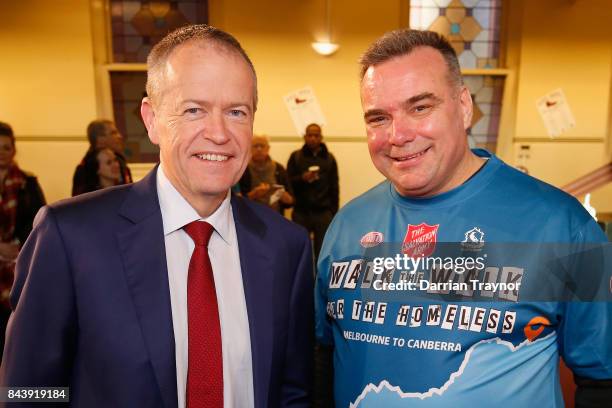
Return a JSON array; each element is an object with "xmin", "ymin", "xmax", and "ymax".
[
  {"xmin": 363, "ymin": 109, "xmax": 387, "ymax": 120},
  {"xmin": 180, "ymin": 98, "xmax": 206, "ymax": 105},
  {"xmin": 404, "ymin": 92, "xmax": 442, "ymax": 105},
  {"xmin": 363, "ymin": 93, "xmax": 443, "ymax": 120}
]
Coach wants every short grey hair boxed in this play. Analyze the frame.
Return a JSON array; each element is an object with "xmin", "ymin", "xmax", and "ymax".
[{"xmin": 145, "ymin": 24, "xmax": 258, "ymax": 110}]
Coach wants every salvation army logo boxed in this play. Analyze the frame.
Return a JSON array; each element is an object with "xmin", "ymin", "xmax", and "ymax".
[
  {"xmin": 461, "ymin": 227, "xmax": 485, "ymax": 251},
  {"xmin": 360, "ymin": 231, "xmax": 384, "ymax": 248},
  {"xmin": 402, "ymin": 223, "xmax": 439, "ymax": 258}
]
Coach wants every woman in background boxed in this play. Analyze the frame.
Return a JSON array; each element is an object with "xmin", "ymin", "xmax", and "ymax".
[
  {"xmin": 73, "ymin": 147, "xmax": 122, "ymax": 196},
  {"xmin": 0, "ymin": 121, "xmax": 46, "ymax": 356}
]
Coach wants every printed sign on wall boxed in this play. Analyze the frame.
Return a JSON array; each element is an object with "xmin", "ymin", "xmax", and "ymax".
[
  {"xmin": 284, "ymin": 86, "xmax": 326, "ymax": 135},
  {"xmin": 536, "ymin": 88, "xmax": 576, "ymax": 138}
]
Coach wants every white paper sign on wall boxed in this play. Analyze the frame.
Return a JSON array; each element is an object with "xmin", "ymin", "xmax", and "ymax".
[
  {"xmin": 284, "ymin": 86, "xmax": 326, "ymax": 136},
  {"xmin": 536, "ymin": 88, "xmax": 576, "ymax": 138}
]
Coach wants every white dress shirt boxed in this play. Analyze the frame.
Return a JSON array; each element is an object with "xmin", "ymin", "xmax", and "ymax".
[{"xmin": 156, "ymin": 165, "xmax": 254, "ymax": 408}]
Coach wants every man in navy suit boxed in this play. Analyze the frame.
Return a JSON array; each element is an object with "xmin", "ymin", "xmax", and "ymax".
[{"xmin": 0, "ymin": 25, "xmax": 313, "ymax": 407}]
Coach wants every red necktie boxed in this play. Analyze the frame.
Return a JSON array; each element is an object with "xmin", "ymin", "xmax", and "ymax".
[{"xmin": 183, "ymin": 221, "xmax": 223, "ymax": 408}]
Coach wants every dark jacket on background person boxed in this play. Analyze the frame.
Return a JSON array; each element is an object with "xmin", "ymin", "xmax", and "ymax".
[
  {"xmin": 239, "ymin": 161, "xmax": 293, "ymax": 214},
  {"xmin": 287, "ymin": 143, "xmax": 339, "ymax": 214},
  {"xmin": 1, "ymin": 171, "xmax": 45, "ymax": 356},
  {"xmin": 14, "ymin": 174, "xmax": 46, "ymax": 245}
]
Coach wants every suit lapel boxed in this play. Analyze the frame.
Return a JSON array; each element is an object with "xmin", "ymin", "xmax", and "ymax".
[
  {"xmin": 116, "ymin": 168, "xmax": 178, "ymax": 408},
  {"xmin": 232, "ymin": 197, "xmax": 275, "ymax": 408},
  {"xmin": 114, "ymin": 177, "xmax": 276, "ymax": 408}
]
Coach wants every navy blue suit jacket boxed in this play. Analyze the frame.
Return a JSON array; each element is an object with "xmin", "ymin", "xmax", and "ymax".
[{"xmin": 0, "ymin": 168, "xmax": 313, "ymax": 407}]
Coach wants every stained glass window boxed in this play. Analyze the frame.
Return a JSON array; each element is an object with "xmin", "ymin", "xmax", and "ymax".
[
  {"xmin": 110, "ymin": 0, "xmax": 208, "ymax": 63},
  {"xmin": 464, "ymin": 75, "xmax": 505, "ymax": 152},
  {"xmin": 110, "ymin": 72, "xmax": 160, "ymax": 163},
  {"xmin": 410, "ymin": 0, "xmax": 502, "ymax": 68},
  {"xmin": 107, "ymin": 1, "xmax": 208, "ymax": 162},
  {"xmin": 410, "ymin": 0, "xmax": 504, "ymax": 152}
]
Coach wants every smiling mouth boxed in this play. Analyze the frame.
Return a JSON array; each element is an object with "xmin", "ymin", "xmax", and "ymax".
[
  {"xmin": 194, "ymin": 153, "xmax": 229, "ymax": 162},
  {"xmin": 392, "ymin": 147, "xmax": 430, "ymax": 162}
]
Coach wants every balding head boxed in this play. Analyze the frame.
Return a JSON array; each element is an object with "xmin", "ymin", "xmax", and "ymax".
[
  {"xmin": 251, "ymin": 134, "xmax": 270, "ymax": 163},
  {"xmin": 145, "ymin": 24, "xmax": 258, "ymax": 110}
]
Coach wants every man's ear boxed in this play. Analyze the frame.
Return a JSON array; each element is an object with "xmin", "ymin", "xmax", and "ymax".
[
  {"xmin": 141, "ymin": 97, "xmax": 159, "ymax": 145},
  {"xmin": 459, "ymin": 86, "xmax": 474, "ymax": 131}
]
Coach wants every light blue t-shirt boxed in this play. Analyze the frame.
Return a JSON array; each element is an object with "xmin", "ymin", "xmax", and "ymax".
[{"xmin": 315, "ymin": 149, "xmax": 612, "ymax": 407}]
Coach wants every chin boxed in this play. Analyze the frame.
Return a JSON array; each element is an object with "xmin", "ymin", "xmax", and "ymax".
[
  {"xmin": 195, "ymin": 182, "xmax": 233, "ymax": 197},
  {"xmin": 394, "ymin": 178, "xmax": 432, "ymax": 194}
]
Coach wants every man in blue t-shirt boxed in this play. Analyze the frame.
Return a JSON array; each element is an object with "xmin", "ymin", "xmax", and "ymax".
[{"xmin": 315, "ymin": 29, "xmax": 612, "ymax": 407}]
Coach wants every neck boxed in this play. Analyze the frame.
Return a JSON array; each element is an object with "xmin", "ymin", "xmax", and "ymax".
[
  {"xmin": 434, "ymin": 151, "xmax": 486, "ymax": 196},
  {"xmin": 99, "ymin": 177, "xmax": 116, "ymax": 188},
  {"xmin": 456, "ymin": 151, "xmax": 486, "ymax": 183},
  {"xmin": 161, "ymin": 164, "xmax": 228, "ymax": 218},
  {"xmin": 184, "ymin": 191, "xmax": 227, "ymax": 218}
]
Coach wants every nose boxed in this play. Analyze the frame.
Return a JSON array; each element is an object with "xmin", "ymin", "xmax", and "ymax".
[
  {"xmin": 204, "ymin": 111, "xmax": 231, "ymax": 145},
  {"xmin": 388, "ymin": 117, "xmax": 417, "ymax": 146}
]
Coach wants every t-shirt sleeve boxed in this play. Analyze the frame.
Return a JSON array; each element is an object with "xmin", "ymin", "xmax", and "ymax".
[{"xmin": 559, "ymin": 218, "xmax": 612, "ymax": 379}]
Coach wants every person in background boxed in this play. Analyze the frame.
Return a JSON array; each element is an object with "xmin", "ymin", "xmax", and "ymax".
[
  {"xmin": 287, "ymin": 123, "xmax": 339, "ymax": 259},
  {"xmin": 239, "ymin": 134, "xmax": 293, "ymax": 215},
  {"xmin": 0, "ymin": 121, "xmax": 45, "ymax": 357},
  {"xmin": 73, "ymin": 147, "xmax": 121, "ymax": 195},
  {"xmin": 72, "ymin": 119, "xmax": 132, "ymax": 196}
]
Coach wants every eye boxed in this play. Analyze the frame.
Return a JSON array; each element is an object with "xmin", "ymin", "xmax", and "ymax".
[
  {"xmin": 366, "ymin": 115, "xmax": 389, "ymax": 126},
  {"xmin": 413, "ymin": 104, "xmax": 432, "ymax": 113},
  {"xmin": 184, "ymin": 107, "xmax": 201, "ymax": 115},
  {"xmin": 228, "ymin": 109, "xmax": 247, "ymax": 118}
]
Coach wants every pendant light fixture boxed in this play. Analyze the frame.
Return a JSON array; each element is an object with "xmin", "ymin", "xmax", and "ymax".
[{"xmin": 311, "ymin": 0, "xmax": 339, "ymax": 56}]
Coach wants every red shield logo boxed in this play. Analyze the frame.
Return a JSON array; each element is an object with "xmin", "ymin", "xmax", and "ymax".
[{"xmin": 402, "ymin": 223, "xmax": 439, "ymax": 258}]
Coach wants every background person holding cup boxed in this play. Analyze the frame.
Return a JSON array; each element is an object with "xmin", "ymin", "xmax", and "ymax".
[{"xmin": 287, "ymin": 123, "xmax": 339, "ymax": 260}]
